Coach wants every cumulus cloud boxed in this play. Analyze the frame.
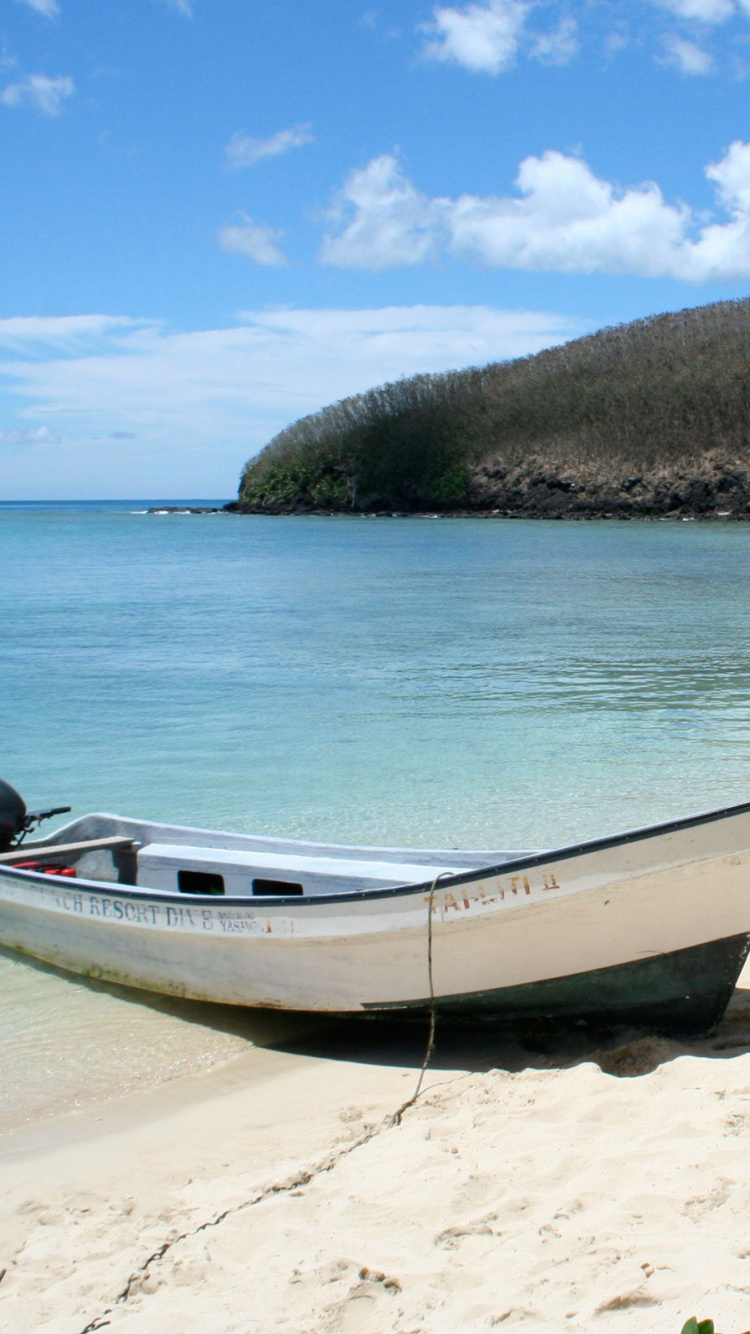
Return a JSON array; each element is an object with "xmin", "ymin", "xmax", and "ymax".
[
  {"xmin": 218, "ymin": 216, "xmax": 288, "ymax": 266},
  {"xmin": 418, "ymin": 0, "xmax": 750, "ymax": 76},
  {"xmin": 15, "ymin": 0, "xmax": 59, "ymax": 17},
  {"xmin": 446, "ymin": 152, "xmax": 689, "ymax": 274},
  {"xmin": 531, "ymin": 15, "xmax": 579, "ymax": 64},
  {"xmin": 0, "ymin": 306, "xmax": 581, "ymax": 495},
  {"xmin": 321, "ymin": 155, "xmax": 447, "ymax": 269},
  {"xmin": 652, "ymin": 0, "xmax": 734, "ymax": 21},
  {"xmin": 707, "ymin": 137, "xmax": 750, "ymax": 207},
  {"xmin": 662, "ymin": 33, "xmax": 714, "ymax": 71},
  {"xmin": 420, "ymin": 0, "xmax": 579, "ymax": 73},
  {"xmin": 224, "ymin": 124, "xmax": 313, "ymax": 170},
  {"xmin": 321, "ymin": 143, "xmax": 750, "ymax": 281},
  {"xmin": 421, "ymin": 0, "xmax": 529, "ymax": 73},
  {"xmin": 1, "ymin": 73, "xmax": 73, "ymax": 116}
]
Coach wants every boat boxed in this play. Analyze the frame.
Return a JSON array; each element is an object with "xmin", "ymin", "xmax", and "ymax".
[{"xmin": 1, "ymin": 777, "xmax": 750, "ymax": 1036}]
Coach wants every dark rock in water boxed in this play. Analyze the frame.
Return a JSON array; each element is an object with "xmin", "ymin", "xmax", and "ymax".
[{"xmin": 147, "ymin": 506, "xmax": 225, "ymax": 515}]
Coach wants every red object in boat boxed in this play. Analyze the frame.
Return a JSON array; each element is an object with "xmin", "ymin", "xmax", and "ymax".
[{"xmin": 13, "ymin": 861, "xmax": 76, "ymax": 877}]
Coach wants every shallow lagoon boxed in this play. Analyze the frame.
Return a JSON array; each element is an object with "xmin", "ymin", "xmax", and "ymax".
[
  {"xmin": 4, "ymin": 503, "xmax": 750, "ymax": 849},
  {"xmin": 4, "ymin": 503, "xmax": 750, "ymax": 1126}
]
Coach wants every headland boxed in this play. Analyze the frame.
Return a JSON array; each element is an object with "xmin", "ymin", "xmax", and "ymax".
[{"xmin": 233, "ymin": 297, "xmax": 750, "ymax": 521}]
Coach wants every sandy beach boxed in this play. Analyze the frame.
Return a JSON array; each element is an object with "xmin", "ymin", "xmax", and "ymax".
[{"xmin": 4, "ymin": 966, "xmax": 750, "ymax": 1334}]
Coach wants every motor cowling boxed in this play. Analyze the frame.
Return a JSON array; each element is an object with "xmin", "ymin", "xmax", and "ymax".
[{"xmin": 0, "ymin": 779, "xmax": 27, "ymax": 853}]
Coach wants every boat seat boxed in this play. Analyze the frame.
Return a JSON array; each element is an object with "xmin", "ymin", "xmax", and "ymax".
[{"xmin": 0, "ymin": 836, "xmax": 136, "ymax": 865}]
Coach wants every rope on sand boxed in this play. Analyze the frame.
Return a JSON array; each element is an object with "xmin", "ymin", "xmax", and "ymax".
[{"xmin": 389, "ymin": 870, "xmax": 451, "ymax": 1125}]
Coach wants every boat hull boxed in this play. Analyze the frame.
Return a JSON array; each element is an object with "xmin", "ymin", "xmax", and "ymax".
[
  {"xmin": 3, "ymin": 801, "xmax": 750, "ymax": 1033},
  {"xmin": 365, "ymin": 934, "xmax": 750, "ymax": 1036}
]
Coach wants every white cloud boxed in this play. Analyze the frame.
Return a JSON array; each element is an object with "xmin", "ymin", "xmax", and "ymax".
[
  {"xmin": 0, "ymin": 306, "xmax": 582, "ymax": 497},
  {"xmin": 0, "ymin": 425, "xmax": 56, "ymax": 446},
  {"xmin": 0, "ymin": 315, "xmax": 141, "ymax": 350},
  {"xmin": 651, "ymin": 0, "xmax": 734, "ymax": 22},
  {"xmin": 224, "ymin": 124, "xmax": 313, "ymax": 170},
  {"xmin": 417, "ymin": 0, "xmax": 750, "ymax": 76},
  {"xmin": 15, "ymin": 0, "xmax": 59, "ymax": 17},
  {"xmin": 218, "ymin": 216, "xmax": 288, "ymax": 266},
  {"xmin": 321, "ymin": 155, "xmax": 447, "ymax": 269},
  {"xmin": 1, "ymin": 73, "xmax": 73, "ymax": 116},
  {"xmin": 159, "ymin": 0, "xmax": 193, "ymax": 15},
  {"xmin": 706, "ymin": 137, "xmax": 750, "ymax": 209},
  {"xmin": 447, "ymin": 152, "xmax": 690, "ymax": 274},
  {"xmin": 662, "ymin": 32, "xmax": 714, "ymax": 71},
  {"xmin": 321, "ymin": 143, "xmax": 750, "ymax": 281},
  {"xmin": 421, "ymin": 0, "xmax": 529, "ymax": 74},
  {"xmin": 531, "ymin": 15, "xmax": 579, "ymax": 65}
]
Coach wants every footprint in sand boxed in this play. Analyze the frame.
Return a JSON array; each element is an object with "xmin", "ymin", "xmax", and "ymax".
[
  {"xmin": 435, "ymin": 1212, "xmax": 500, "ymax": 1249},
  {"xmin": 320, "ymin": 1265, "xmax": 402, "ymax": 1333},
  {"xmin": 682, "ymin": 1178, "xmax": 733, "ymax": 1221},
  {"xmin": 490, "ymin": 1307, "xmax": 541, "ymax": 1324},
  {"xmin": 723, "ymin": 1112, "xmax": 750, "ymax": 1135},
  {"xmin": 595, "ymin": 1289, "xmax": 658, "ymax": 1312}
]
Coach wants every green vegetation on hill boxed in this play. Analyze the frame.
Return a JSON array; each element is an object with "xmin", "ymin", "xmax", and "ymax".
[{"xmin": 238, "ymin": 298, "xmax": 750, "ymax": 518}]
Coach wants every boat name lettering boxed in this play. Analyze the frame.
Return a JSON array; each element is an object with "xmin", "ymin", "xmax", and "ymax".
[
  {"xmin": 429, "ymin": 869, "xmax": 561, "ymax": 915},
  {"xmin": 485, "ymin": 870, "xmax": 561, "ymax": 901},
  {"xmin": 217, "ymin": 910, "xmax": 259, "ymax": 935},
  {"xmin": 55, "ymin": 891, "xmax": 84, "ymax": 914},
  {"xmin": 86, "ymin": 895, "xmax": 159, "ymax": 925},
  {"xmin": 62, "ymin": 899, "xmax": 268, "ymax": 931},
  {"xmin": 166, "ymin": 905, "xmax": 197, "ymax": 928}
]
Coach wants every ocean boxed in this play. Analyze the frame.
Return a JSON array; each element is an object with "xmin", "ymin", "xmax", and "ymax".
[{"xmin": 4, "ymin": 501, "xmax": 750, "ymax": 1130}]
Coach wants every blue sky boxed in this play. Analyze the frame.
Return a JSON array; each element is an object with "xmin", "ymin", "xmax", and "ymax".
[{"xmin": 3, "ymin": 0, "xmax": 750, "ymax": 497}]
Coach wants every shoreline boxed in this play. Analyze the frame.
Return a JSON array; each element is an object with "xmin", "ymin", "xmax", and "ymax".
[
  {"xmin": 5, "ymin": 967, "xmax": 750, "ymax": 1332},
  {"xmin": 150, "ymin": 506, "xmax": 750, "ymax": 521}
]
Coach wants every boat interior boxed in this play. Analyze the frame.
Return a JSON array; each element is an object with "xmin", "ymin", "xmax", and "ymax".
[{"xmin": 1, "ymin": 812, "xmax": 534, "ymax": 899}]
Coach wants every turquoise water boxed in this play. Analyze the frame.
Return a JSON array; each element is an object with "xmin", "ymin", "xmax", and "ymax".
[
  {"xmin": 6, "ymin": 501, "xmax": 750, "ymax": 1130},
  {"xmin": 5, "ymin": 503, "xmax": 750, "ymax": 850}
]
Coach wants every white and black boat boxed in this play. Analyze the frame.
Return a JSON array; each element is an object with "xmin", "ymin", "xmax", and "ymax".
[{"xmin": 1, "ymin": 779, "xmax": 749, "ymax": 1036}]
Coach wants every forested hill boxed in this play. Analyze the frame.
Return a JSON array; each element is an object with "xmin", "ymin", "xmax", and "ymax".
[{"xmin": 236, "ymin": 298, "xmax": 750, "ymax": 519}]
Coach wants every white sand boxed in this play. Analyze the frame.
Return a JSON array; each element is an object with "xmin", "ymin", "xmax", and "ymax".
[{"xmin": 5, "ymin": 981, "xmax": 750, "ymax": 1334}]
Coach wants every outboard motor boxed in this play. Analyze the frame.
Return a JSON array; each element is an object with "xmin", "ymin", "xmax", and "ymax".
[
  {"xmin": 0, "ymin": 780, "xmax": 71, "ymax": 852},
  {"xmin": 0, "ymin": 779, "xmax": 27, "ymax": 852}
]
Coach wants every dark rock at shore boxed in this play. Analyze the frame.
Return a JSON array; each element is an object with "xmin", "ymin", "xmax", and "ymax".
[
  {"xmin": 459, "ymin": 454, "xmax": 750, "ymax": 520},
  {"xmin": 147, "ymin": 506, "xmax": 229, "ymax": 515},
  {"xmin": 233, "ymin": 454, "xmax": 750, "ymax": 521}
]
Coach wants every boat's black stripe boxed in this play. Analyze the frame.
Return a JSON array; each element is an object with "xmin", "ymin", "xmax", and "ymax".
[{"xmin": 361, "ymin": 933, "xmax": 750, "ymax": 1036}]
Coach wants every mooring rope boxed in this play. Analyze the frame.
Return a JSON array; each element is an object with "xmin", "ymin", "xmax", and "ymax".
[{"xmin": 390, "ymin": 870, "xmax": 452, "ymax": 1125}]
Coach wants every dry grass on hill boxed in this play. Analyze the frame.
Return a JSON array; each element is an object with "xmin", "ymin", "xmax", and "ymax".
[{"xmin": 238, "ymin": 297, "xmax": 750, "ymax": 518}]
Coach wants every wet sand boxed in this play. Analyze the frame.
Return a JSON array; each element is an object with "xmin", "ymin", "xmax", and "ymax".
[{"xmin": 4, "ymin": 961, "xmax": 750, "ymax": 1333}]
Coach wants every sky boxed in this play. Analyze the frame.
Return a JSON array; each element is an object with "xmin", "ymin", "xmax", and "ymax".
[{"xmin": 3, "ymin": 0, "xmax": 750, "ymax": 497}]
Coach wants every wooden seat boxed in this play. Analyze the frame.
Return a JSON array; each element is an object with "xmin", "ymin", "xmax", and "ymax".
[{"xmin": 0, "ymin": 836, "xmax": 136, "ymax": 865}]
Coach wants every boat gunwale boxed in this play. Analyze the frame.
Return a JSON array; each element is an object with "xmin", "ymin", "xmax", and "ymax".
[{"xmin": 2, "ymin": 796, "xmax": 750, "ymax": 908}]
